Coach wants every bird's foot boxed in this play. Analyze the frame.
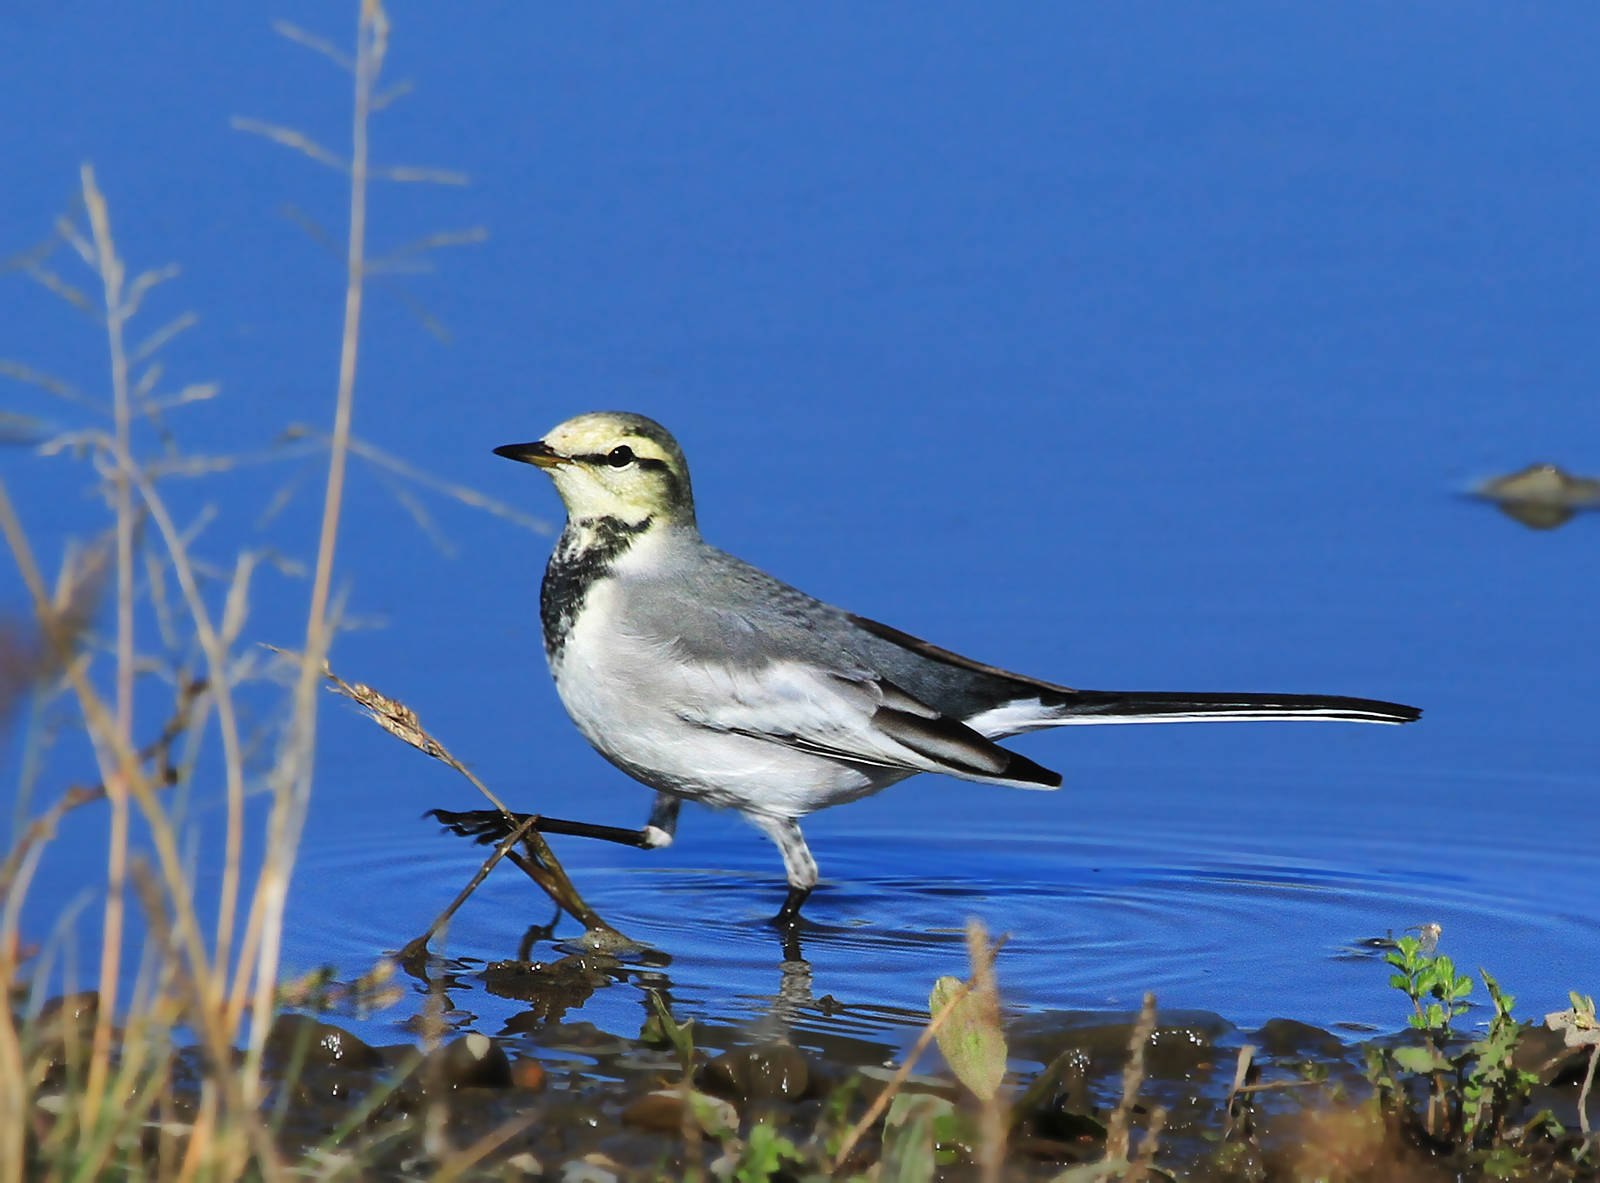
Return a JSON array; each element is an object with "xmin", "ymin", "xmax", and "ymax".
[
  {"xmin": 769, "ymin": 884, "xmax": 813, "ymax": 929},
  {"xmin": 767, "ymin": 886, "xmax": 813, "ymax": 963}
]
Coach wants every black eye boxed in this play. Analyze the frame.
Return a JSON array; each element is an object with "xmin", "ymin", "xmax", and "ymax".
[{"xmin": 606, "ymin": 445, "xmax": 635, "ymax": 468}]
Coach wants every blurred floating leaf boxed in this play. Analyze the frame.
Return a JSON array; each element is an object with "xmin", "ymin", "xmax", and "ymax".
[
  {"xmin": 930, "ymin": 974, "xmax": 1006, "ymax": 1101},
  {"xmin": 1474, "ymin": 462, "xmax": 1600, "ymax": 530}
]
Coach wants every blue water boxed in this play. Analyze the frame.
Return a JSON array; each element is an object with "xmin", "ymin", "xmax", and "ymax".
[{"xmin": 5, "ymin": 4, "xmax": 1598, "ymax": 1056}]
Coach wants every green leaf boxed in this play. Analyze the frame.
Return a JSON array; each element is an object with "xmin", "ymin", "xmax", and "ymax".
[
  {"xmin": 644, "ymin": 989, "xmax": 696, "ymax": 1070},
  {"xmin": 687, "ymin": 1090, "xmax": 739, "ymax": 1140},
  {"xmin": 881, "ymin": 1098, "xmax": 939, "ymax": 1183},
  {"xmin": 734, "ymin": 1122, "xmax": 802, "ymax": 1183},
  {"xmin": 1479, "ymin": 1146, "xmax": 1528, "ymax": 1179},
  {"xmin": 885, "ymin": 1092, "xmax": 955, "ymax": 1134},
  {"xmin": 1392, "ymin": 1044, "xmax": 1448, "ymax": 1075},
  {"xmin": 929, "ymin": 976, "xmax": 1007, "ymax": 1101}
]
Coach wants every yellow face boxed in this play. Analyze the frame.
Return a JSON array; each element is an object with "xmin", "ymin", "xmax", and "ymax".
[{"xmin": 496, "ymin": 411, "xmax": 696, "ymax": 526}]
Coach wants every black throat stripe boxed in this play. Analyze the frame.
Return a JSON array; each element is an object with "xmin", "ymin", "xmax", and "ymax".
[{"xmin": 541, "ymin": 515, "xmax": 652, "ymax": 660}]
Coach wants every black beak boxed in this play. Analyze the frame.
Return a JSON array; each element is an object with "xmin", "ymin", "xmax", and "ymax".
[{"xmin": 494, "ymin": 440, "xmax": 568, "ymax": 469}]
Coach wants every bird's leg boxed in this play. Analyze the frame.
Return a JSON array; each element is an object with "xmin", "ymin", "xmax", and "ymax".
[
  {"xmin": 429, "ymin": 792, "xmax": 680, "ymax": 852},
  {"xmin": 774, "ymin": 886, "xmax": 812, "ymax": 926},
  {"xmin": 753, "ymin": 815, "xmax": 819, "ymax": 929}
]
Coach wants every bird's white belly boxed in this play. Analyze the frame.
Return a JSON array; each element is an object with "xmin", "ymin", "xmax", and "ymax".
[{"xmin": 549, "ymin": 583, "xmax": 891, "ymax": 817}]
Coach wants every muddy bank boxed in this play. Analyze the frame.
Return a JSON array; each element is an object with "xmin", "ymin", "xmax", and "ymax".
[{"xmin": 22, "ymin": 947, "xmax": 1597, "ymax": 1180}]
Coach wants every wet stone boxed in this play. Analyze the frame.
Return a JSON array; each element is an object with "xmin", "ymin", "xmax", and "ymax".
[
  {"xmin": 1513, "ymin": 1022, "xmax": 1594, "ymax": 1085},
  {"xmin": 1475, "ymin": 461, "xmax": 1600, "ymax": 529},
  {"xmin": 700, "ymin": 1040, "xmax": 812, "ymax": 1103},
  {"xmin": 263, "ymin": 1014, "xmax": 382, "ymax": 1070},
  {"xmin": 620, "ymin": 1088, "xmax": 738, "ymax": 1136},
  {"xmin": 502, "ymin": 1151, "xmax": 544, "ymax": 1177},
  {"xmin": 1144, "ymin": 1023, "xmax": 1223, "ymax": 1078},
  {"xmin": 560, "ymin": 1153, "xmax": 622, "ymax": 1183},
  {"xmin": 484, "ymin": 954, "xmax": 613, "ymax": 1018},
  {"xmin": 511, "ymin": 1058, "xmax": 548, "ymax": 1090},
  {"xmin": 619, "ymin": 1090, "xmax": 686, "ymax": 1134},
  {"xmin": 1252, "ymin": 1017, "xmax": 1345, "ymax": 1060},
  {"xmin": 1011, "ymin": 1008, "xmax": 1231, "ymax": 1069},
  {"xmin": 30, "ymin": 991, "xmax": 104, "ymax": 1083},
  {"xmin": 1023, "ymin": 1046, "xmax": 1099, "ymax": 1142},
  {"xmin": 35, "ymin": 990, "xmax": 99, "ymax": 1031},
  {"xmin": 428, "ymin": 1032, "xmax": 513, "ymax": 1088}
]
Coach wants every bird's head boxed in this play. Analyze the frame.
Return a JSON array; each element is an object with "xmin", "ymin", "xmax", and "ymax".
[{"xmin": 495, "ymin": 411, "xmax": 696, "ymax": 528}]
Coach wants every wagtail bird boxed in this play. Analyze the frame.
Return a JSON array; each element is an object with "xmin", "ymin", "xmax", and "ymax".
[{"xmin": 436, "ymin": 412, "xmax": 1420, "ymax": 926}]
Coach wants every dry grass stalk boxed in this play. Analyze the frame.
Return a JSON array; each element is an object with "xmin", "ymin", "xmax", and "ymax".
[
  {"xmin": 964, "ymin": 918, "xmax": 1007, "ymax": 1183},
  {"xmin": 830, "ymin": 984, "xmax": 971, "ymax": 1169},
  {"xmin": 241, "ymin": 0, "xmax": 388, "ymax": 1099},
  {"xmin": 831, "ymin": 923, "xmax": 1008, "ymax": 1171},
  {"xmin": 2, "ymin": 443, "xmax": 273, "ymax": 1178},
  {"xmin": 0, "ymin": 2, "xmax": 505, "ymax": 1176},
  {"xmin": 1581, "ymin": 1044, "xmax": 1597, "ymax": 1137},
  {"xmin": 0, "ymin": 675, "xmax": 203, "ymax": 902},
  {"xmin": 317, "ymin": 660, "xmax": 623, "ymax": 941},
  {"xmin": 82, "ymin": 157, "xmax": 139, "ymax": 1127},
  {"xmin": 1100, "ymin": 991, "xmax": 1166, "ymax": 1179}
]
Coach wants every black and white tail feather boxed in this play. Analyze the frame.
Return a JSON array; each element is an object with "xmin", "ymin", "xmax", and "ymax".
[
  {"xmin": 848, "ymin": 611, "xmax": 1419, "ymax": 792},
  {"xmin": 1039, "ymin": 688, "xmax": 1420, "ymax": 726}
]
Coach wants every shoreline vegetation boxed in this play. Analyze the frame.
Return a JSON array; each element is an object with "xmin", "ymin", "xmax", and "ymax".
[{"xmin": 2, "ymin": 4, "xmax": 1595, "ymax": 1179}]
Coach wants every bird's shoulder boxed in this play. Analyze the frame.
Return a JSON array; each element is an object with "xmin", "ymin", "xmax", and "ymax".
[{"xmin": 614, "ymin": 532, "xmax": 865, "ymax": 672}]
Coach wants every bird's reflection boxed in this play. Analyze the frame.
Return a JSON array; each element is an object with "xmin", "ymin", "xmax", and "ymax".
[{"xmin": 392, "ymin": 916, "xmax": 921, "ymax": 1072}]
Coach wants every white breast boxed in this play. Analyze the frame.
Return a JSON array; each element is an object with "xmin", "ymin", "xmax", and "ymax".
[{"xmin": 548, "ymin": 573, "xmax": 892, "ymax": 817}]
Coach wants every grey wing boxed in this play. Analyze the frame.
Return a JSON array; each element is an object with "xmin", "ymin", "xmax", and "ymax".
[
  {"xmin": 659, "ymin": 546, "xmax": 1079, "ymax": 720},
  {"xmin": 619, "ymin": 547, "xmax": 1062, "ymax": 789}
]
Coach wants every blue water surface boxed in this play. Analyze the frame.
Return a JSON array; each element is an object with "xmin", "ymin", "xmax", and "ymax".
[{"xmin": 3, "ymin": 4, "xmax": 1597, "ymax": 1055}]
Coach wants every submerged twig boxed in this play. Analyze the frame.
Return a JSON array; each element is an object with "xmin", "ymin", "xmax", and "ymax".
[
  {"xmin": 313, "ymin": 656, "xmax": 623, "ymax": 941},
  {"xmin": 394, "ymin": 814, "xmax": 537, "ymax": 972}
]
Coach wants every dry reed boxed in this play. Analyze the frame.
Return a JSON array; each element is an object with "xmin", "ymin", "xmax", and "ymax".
[{"xmin": 0, "ymin": 4, "xmax": 523, "ymax": 1178}]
